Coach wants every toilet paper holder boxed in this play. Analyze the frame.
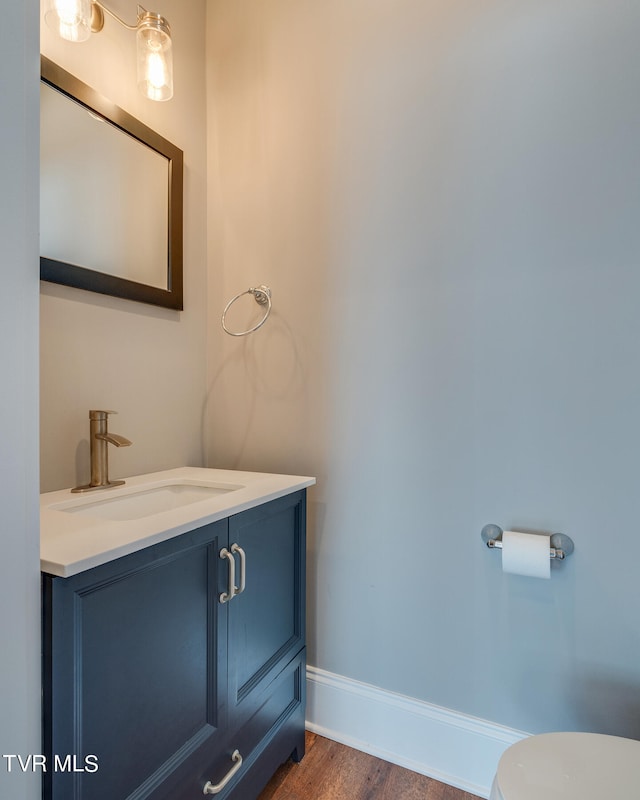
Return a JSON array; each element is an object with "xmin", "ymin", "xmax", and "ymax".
[{"xmin": 481, "ymin": 524, "xmax": 574, "ymax": 560}]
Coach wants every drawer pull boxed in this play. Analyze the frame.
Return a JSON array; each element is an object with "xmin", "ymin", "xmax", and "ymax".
[
  {"xmin": 219, "ymin": 548, "xmax": 235, "ymax": 604},
  {"xmin": 203, "ymin": 749, "xmax": 243, "ymax": 795},
  {"xmin": 231, "ymin": 543, "xmax": 246, "ymax": 595}
]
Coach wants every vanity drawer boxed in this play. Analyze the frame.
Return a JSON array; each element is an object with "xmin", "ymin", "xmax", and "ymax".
[{"xmin": 198, "ymin": 650, "xmax": 306, "ymax": 800}]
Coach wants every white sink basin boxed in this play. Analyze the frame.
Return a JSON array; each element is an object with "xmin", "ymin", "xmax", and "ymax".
[{"xmin": 51, "ymin": 481, "xmax": 244, "ymax": 522}]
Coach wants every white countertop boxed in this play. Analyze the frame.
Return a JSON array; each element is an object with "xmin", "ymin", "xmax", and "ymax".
[{"xmin": 41, "ymin": 467, "xmax": 316, "ymax": 577}]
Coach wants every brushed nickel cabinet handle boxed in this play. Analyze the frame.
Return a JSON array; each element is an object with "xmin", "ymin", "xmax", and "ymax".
[
  {"xmin": 219, "ymin": 548, "xmax": 235, "ymax": 604},
  {"xmin": 231, "ymin": 543, "xmax": 246, "ymax": 596},
  {"xmin": 203, "ymin": 750, "xmax": 243, "ymax": 794}
]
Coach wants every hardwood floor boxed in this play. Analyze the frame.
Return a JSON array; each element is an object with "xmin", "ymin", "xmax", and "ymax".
[{"xmin": 258, "ymin": 732, "xmax": 483, "ymax": 800}]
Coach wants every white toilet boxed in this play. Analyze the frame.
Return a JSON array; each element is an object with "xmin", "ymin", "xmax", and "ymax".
[{"xmin": 490, "ymin": 731, "xmax": 640, "ymax": 800}]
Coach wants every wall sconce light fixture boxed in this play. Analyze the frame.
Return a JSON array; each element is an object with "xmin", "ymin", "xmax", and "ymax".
[{"xmin": 44, "ymin": 1, "xmax": 173, "ymax": 101}]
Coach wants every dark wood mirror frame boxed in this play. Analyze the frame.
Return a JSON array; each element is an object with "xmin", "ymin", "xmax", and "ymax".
[{"xmin": 40, "ymin": 56, "xmax": 184, "ymax": 310}]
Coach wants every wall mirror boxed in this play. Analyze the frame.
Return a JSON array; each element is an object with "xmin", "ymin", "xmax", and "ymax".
[{"xmin": 40, "ymin": 56, "xmax": 183, "ymax": 310}]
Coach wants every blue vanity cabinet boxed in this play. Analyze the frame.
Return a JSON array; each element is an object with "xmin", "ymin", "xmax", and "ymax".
[{"xmin": 42, "ymin": 490, "xmax": 307, "ymax": 800}]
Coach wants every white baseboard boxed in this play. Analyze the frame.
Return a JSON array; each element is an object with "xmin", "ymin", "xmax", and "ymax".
[{"xmin": 305, "ymin": 665, "xmax": 528, "ymax": 799}]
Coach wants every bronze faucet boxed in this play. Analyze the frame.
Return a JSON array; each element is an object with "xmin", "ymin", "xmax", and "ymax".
[{"xmin": 71, "ymin": 410, "xmax": 132, "ymax": 492}]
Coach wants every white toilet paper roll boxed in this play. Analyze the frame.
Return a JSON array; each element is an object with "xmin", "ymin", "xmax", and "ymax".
[{"xmin": 501, "ymin": 530, "xmax": 551, "ymax": 579}]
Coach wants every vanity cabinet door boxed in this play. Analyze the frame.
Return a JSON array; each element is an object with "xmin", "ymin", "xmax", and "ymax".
[
  {"xmin": 42, "ymin": 520, "xmax": 229, "ymax": 800},
  {"xmin": 226, "ymin": 490, "xmax": 306, "ymax": 732}
]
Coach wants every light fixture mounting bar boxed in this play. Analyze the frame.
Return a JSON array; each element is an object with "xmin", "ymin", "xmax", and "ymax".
[{"xmin": 91, "ymin": 1, "xmax": 140, "ymax": 33}]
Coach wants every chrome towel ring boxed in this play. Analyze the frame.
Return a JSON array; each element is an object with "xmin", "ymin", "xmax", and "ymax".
[{"xmin": 221, "ymin": 285, "xmax": 272, "ymax": 336}]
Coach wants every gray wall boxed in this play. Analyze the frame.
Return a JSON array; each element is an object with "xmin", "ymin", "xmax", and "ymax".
[
  {"xmin": 0, "ymin": 0, "xmax": 41, "ymax": 797},
  {"xmin": 207, "ymin": 0, "xmax": 640, "ymax": 736}
]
